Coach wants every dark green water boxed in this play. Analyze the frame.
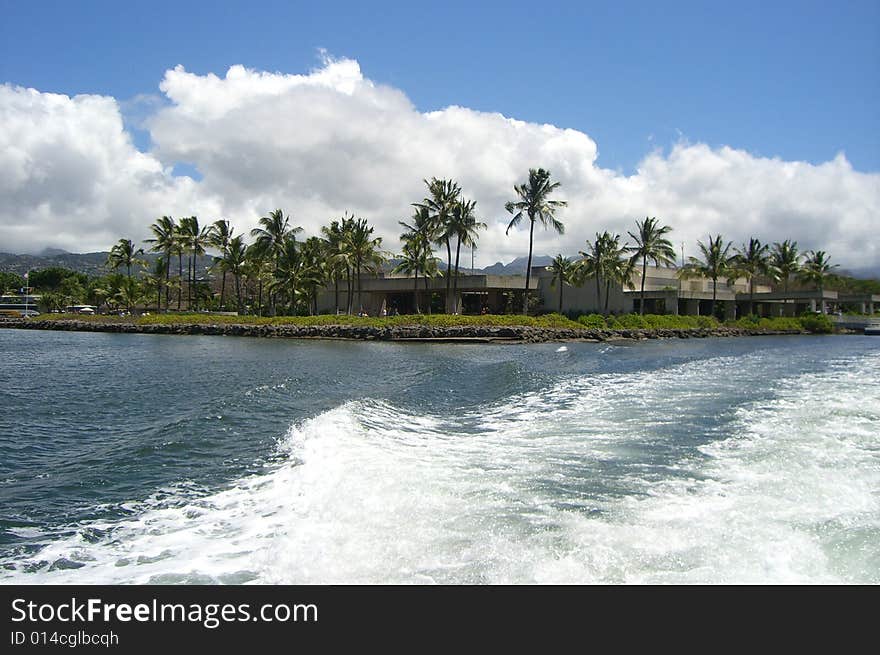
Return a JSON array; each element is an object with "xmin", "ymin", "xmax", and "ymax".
[{"xmin": 1, "ymin": 329, "xmax": 877, "ymax": 583}]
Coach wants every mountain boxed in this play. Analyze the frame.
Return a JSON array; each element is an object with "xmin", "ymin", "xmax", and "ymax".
[
  {"xmin": 480, "ymin": 255, "xmax": 554, "ymax": 275},
  {"xmin": 0, "ymin": 251, "xmax": 214, "ymax": 277}
]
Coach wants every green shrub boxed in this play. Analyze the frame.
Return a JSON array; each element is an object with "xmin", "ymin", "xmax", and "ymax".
[
  {"xmin": 799, "ymin": 312, "xmax": 834, "ymax": 334},
  {"xmin": 577, "ymin": 314, "xmax": 607, "ymax": 329},
  {"xmin": 613, "ymin": 314, "xmax": 649, "ymax": 329}
]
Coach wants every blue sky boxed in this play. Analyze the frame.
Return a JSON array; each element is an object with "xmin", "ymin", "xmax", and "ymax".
[
  {"xmin": 2, "ymin": 0, "xmax": 878, "ymax": 173},
  {"xmin": 1, "ymin": 0, "xmax": 878, "ymax": 269}
]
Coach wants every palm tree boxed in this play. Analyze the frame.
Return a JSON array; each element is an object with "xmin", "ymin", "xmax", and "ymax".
[
  {"xmin": 416, "ymin": 178, "xmax": 461, "ymax": 313},
  {"xmin": 251, "ymin": 209, "xmax": 301, "ymax": 315},
  {"xmin": 244, "ymin": 244, "xmax": 272, "ymax": 316},
  {"xmin": 344, "ymin": 217, "xmax": 385, "ymax": 314},
  {"xmin": 769, "ymin": 240, "xmax": 801, "ymax": 293},
  {"xmin": 800, "ymin": 250, "xmax": 838, "ymax": 312},
  {"xmin": 143, "ymin": 256, "xmax": 167, "ymax": 312},
  {"xmin": 178, "ymin": 216, "xmax": 212, "ymax": 310},
  {"xmin": 398, "ymin": 206, "xmax": 434, "ymax": 314},
  {"xmin": 547, "ymin": 254, "xmax": 576, "ymax": 313},
  {"xmin": 449, "ymin": 198, "xmax": 485, "ymax": 313},
  {"xmin": 321, "ymin": 218, "xmax": 347, "ymax": 315},
  {"xmin": 209, "ymin": 219, "xmax": 234, "ymax": 310},
  {"xmin": 145, "ymin": 215, "xmax": 176, "ymax": 311},
  {"xmin": 605, "ymin": 248, "xmax": 637, "ymax": 313},
  {"xmin": 393, "ymin": 240, "xmax": 425, "ymax": 314},
  {"xmin": 679, "ymin": 235, "xmax": 734, "ymax": 317},
  {"xmin": 768, "ymin": 239, "xmax": 801, "ymax": 316},
  {"xmin": 114, "ymin": 276, "xmax": 143, "ymax": 314},
  {"xmin": 271, "ymin": 235, "xmax": 303, "ymax": 315},
  {"xmin": 107, "ymin": 238, "xmax": 144, "ymax": 279},
  {"xmin": 299, "ymin": 237, "xmax": 327, "ymax": 316},
  {"xmin": 505, "ymin": 168, "xmax": 567, "ymax": 314},
  {"xmin": 733, "ymin": 237, "xmax": 770, "ymax": 316},
  {"xmin": 578, "ymin": 232, "xmax": 620, "ymax": 313},
  {"xmin": 627, "ymin": 217, "xmax": 676, "ymax": 315},
  {"xmin": 171, "ymin": 222, "xmax": 186, "ymax": 310},
  {"xmin": 222, "ymin": 235, "xmax": 247, "ymax": 313}
]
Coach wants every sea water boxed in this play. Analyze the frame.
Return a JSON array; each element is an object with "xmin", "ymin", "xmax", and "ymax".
[{"xmin": 0, "ymin": 329, "xmax": 877, "ymax": 584}]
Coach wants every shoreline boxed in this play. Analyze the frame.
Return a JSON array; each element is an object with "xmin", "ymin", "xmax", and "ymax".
[{"xmin": 0, "ymin": 317, "xmax": 807, "ymax": 343}]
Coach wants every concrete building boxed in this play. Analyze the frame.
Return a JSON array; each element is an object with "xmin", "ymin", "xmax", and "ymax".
[{"xmin": 314, "ymin": 265, "xmax": 863, "ymax": 318}]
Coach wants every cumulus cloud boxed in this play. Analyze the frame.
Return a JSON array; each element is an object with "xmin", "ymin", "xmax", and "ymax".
[{"xmin": 1, "ymin": 56, "xmax": 878, "ymax": 270}]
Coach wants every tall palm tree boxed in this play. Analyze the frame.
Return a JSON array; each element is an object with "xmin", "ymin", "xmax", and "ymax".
[
  {"xmin": 769, "ymin": 240, "xmax": 801, "ymax": 294},
  {"xmin": 209, "ymin": 219, "xmax": 234, "ymax": 310},
  {"xmin": 271, "ymin": 235, "xmax": 303, "ymax": 315},
  {"xmin": 547, "ymin": 254, "xmax": 576, "ymax": 313},
  {"xmin": 251, "ymin": 209, "xmax": 301, "ymax": 315},
  {"xmin": 800, "ymin": 250, "xmax": 838, "ymax": 311},
  {"xmin": 107, "ymin": 238, "xmax": 144, "ymax": 279},
  {"xmin": 578, "ymin": 231, "xmax": 620, "ymax": 313},
  {"xmin": 733, "ymin": 237, "xmax": 770, "ymax": 316},
  {"xmin": 143, "ymin": 256, "xmax": 167, "ymax": 312},
  {"xmin": 321, "ymin": 218, "xmax": 348, "ymax": 315},
  {"xmin": 299, "ymin": 236, "xmax": 327, "ymax": 316},
  {"xmin": 505, "ymin": 168, "xmax": 567, "ymax": 314},
  {"xmin": 679, "ymin": 234, "xmax": 735, "ymax": 317},
  {"xmin": 768, "ymin": 239, "xmax": 801, "ymax": 316},
  {"xmin": 178, "ymin": 216, "xmax": 212, "ymax": 310},
  {"xmin": 244, "ymin": 244, "xmax": 272, "ymax": 316},
  {"xmin": 627, "ymin": 217, "xmax": 676, "ymax": 315},
  {"xmin": 393, "ymin": 240, "xmax": 425, "ymax": 314},
  {"xmin": 344, "ymin": 217, "xmax": 385, "ymax": 314},
  {"xmin": 222, "ymin": 235, "xmax": 247, "ymax": 313},
  {"xmin": 416, "ymin": 178, "xmax": 461, "ymax": 313},
  {"xmin": 145, "ymin": 215, "xmax": 176, "ymax": 311},
  {"xmin": 449, "ymin": 198, "xmax": 485, "ymax": 313},
  {"xmin": 398, "ymin": 206, "xmax": 434, "ymax": 314},
  {"xmin": 251, "ymin": 209, "xmax": 300, "ymax": 262}
]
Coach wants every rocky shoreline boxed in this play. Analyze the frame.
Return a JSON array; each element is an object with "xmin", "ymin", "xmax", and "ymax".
[{"xmin": 0, "ymin": 318, "xmax": 805, "ymax": 343}]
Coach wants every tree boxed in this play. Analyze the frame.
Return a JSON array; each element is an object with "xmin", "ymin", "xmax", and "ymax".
[
  {"xmin": 321, "ymin": 218, "xmax": 348, "ymax": 315},
  {"xmin": 343, "ymin": 217, "xmax": 384, "ymax": 314},
  {"xmin": 145, "ymin": 215, "xmax": 176, "ymax": 311},
  {"xmin": 107, "ymin": 239, "xmax": 144, "ymax": 279},
  {"xmin": 251, "ymin": 209, "xmax": 301, "ymax": 315},
  {"xmin": 416, "ymin": 178, "xmax": 461, "ymax": 313},
  {"xmin": 733, "ymin": 237, "xmax": 770, "ymax": 316},
  {"xmin": 578, "ymin": 232, "xmax": 622, "ymax": 313},
  {"xmin": 547, "ymin": 254, "xmax": 576, "ymax": 313},
  {"xmin": 679, "ymin": 234, "xmax": 735, "ymax": 317},
  {"xmin": 448, "ymin": 198, "xmax": 485, "ymax": 313},
  {"xmin": 178, "ymin": 216, "xmax": 211, "ymax": 311},
  {"xmin": 505, "ymin": 168, "xmax": 567, "ymax": 314},
  {"xmin": 143, "ymin": 256, "xmax": 167, "ymax": 311},
  {"xmin": 398, "ymin": 206, "xmax": 434, "ymax": 314},
  {"xmin": 222, "ymin": 235, "xmax": 248, "ymax": 313},
  {"xmin": 627, "ymin": 217, "xmax": 675, "ymax": 315},
  {"xmin": 769, "ymin": 240, "xmax": 801, "ymax": 294},
  {"xmin": 209, "ymin": 219, "xmax": 234, "ymax": 310},
  {"xmin": 800, "ymin": 250, "xmax": 838, "ymax": 306}
]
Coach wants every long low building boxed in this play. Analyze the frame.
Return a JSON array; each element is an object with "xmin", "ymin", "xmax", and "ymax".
[{"xmin": 315, "ymin": 265, "xmax": 872, "ymax": 318}]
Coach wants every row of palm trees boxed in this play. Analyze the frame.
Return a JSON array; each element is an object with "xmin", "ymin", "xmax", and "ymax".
[
  {"xmin": 547, "ymin": 224, "xmax": 837, "ymax": 316},
  {"xmin": 102, "ymin": 165, "xmax": 837, "ymax": 317}
]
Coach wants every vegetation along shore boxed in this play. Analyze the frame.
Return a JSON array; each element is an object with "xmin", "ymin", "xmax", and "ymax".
[{"xmin": 0, "ymin": 312, "xmax": 828, "ymax": 343}]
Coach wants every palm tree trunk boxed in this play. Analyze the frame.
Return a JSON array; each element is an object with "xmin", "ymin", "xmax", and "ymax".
[
  {"xmin": 177, "ymin": 253, "xmax": 183, "ymax": 310},
  {"xmin": 558, "ymin": 277, "xmax": 563, "ymax": 313},
  {"xmin": 257, "ymin": 279, "xmax": 263, "ymax": 317},
  {"xmin": 220, "ymin": 270, "xmax": 227, "ymax": 310},
  {"xmin": 639, "ymin": 255, "xmax": 647, "ymax": 315},
  {"xmin": 413, "ymin": 271, "xmax": 419, "ymax": 315},
  {"xmin": 334, "ymin": 276, "xmax": 339, "ymax": 315},
  {"xmin": 356, "ymin": 263, "xmax": 362, "ymax": 313},
  {"xmin": 235, "ymin": 274, "xmax": 242, "ymax": 313},
  {"xmin": 445, "ymin": 239, "xmax": 452, "ymax": 313},
  {"xmin": 453, "ymin": 237, "xmax": 462, "ymax": 313},
  {"xmin": 711, "ymin": 278, "xmax": 717, "ymax": 317},
  {"xmin": 596, "ymin": 273, "xmax": 601, "ymax": 314},
  {"xmin": 164, "ymin": 255, "xmax": 171, "ymax": 312},
  {"xmin": 604, "ymin": 280, "xmax": 611, "ymax": 313},
  {"xmin": 425, "ymin": 275, "xmax": 432, "ymax": 314},
  {"xmin": 749, "ymin": 279, "xmax": 754, "ymax": 316},
  {"xmin": 523, "ymin": 217, "xmax": 535, "ymax": 315}
]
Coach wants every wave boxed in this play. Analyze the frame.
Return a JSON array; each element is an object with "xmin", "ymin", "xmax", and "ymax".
[{"xmin": 2, "ymin": 349, "xmax": 878, "ymax": 584}]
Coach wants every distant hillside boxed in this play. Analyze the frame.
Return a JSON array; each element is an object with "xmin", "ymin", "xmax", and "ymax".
[
  {"xmin": 0, "ymin": 250, "xmax": 213, "ymax": 277},
  {"xmin": 480, "ymin": 255, "xmax": 554, "ymax": 275}
]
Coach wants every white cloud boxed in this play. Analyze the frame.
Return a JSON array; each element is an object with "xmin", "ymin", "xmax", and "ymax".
[{"xmin": 1, "ymin": 57, "xmax": 878, "ymax": 271}]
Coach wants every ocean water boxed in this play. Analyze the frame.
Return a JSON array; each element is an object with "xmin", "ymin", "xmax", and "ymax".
[{"xmin": 0, "ymin": 329, "xmax": 877, "ymax": 584}]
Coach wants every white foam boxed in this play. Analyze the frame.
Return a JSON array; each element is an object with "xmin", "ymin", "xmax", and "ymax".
[{"xmin": 3, "ymin": 350, "xmax": 878, "ymax": 584}]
